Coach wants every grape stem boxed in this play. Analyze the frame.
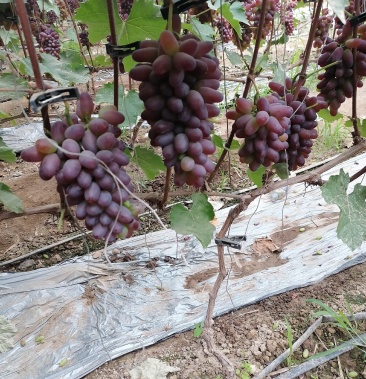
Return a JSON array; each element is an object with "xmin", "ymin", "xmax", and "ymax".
[
  {"xmin": 351, "ymin": 0, "xmax": 361, "ymax": 142},
  {"xmin": 207, "ymin": 0, "xmax": 269, "ymax": 184},
  {"xmin": 161, "ymin": 167, "xmax": 172, "ymax": 207},
  {"xmin": 292, "ymin": 0, "xmax": 323, "ymax": 101},
  {"xmin": 167, "ymin": 1, "xmax": 173, "ymax": 33},
  {"xmin": 63, "ymin": 0, "xmax": 96, "ymax": 93},
  {"xmin": 305, "ymin": 60, "xmax": 341, "ymax": 79}
]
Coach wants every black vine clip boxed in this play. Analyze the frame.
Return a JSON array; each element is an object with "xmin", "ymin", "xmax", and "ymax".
[
  {"xmin": 214, "ymin": 236, "xmax": 244, "ymax": 250},
  {"xmin": 350, "ymin": 12, "xmax": 366, "ymax": 26},
  {"xmin": 30, "ymin": 87, "xmax": 80, "ymax": 112},
  {"xmin": 105, "ymin": 41, "xmax": 141, "ymax": 59},
  {"xmin": 160, "ymin": 0, "xmax": 208, "ymax": 20}
]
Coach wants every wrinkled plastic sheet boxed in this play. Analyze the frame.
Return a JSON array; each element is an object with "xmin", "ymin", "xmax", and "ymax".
[
  {"xmin": 1, "ymin": 153, "xmax": 366, "ymax": 379},
  {"xmin": 0, "ymin": 122, "xmax": 45, "ymax": 152}
]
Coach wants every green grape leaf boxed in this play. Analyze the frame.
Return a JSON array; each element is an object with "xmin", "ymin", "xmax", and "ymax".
[
  {"xmin": 95, "ymin": 83, "xmax": 144, "ymax": 127},
  {"xmin": 170, "ymin": 193, "xmax": 215, "ymax": 249},
  {"xmin": 0, "ymin": 138, "xmax": 16, "ymax": 163},
  {"xmin": 131, "ymin": 146, "xmax": 165, "ymax": 180},
  {"xmin": 229, "ymin": 1, "xmax": 249, "ymax": 24},
  {"xmin": 117, "ymin": 0, "xmax": 166, "ymax": 45},
  {"xmin": 18, "ymin": 53, "xmax": 89, "ymax": 86},
  {"xmin": 0, "ymin": 73, "xmax": 29, "ymax": 101},
  {"xmin": 122, "ymin": 54, "xmax": 136, "ymax": 73},
  {"xmin": 225, "ymin": 49, "xmax": 243, "ymax": 67},
  {"xmin": 187, "ymin": 18, "xmax": 215, "ymax": 41},
  {"xmin": 328, "ymin": 0, "xmax": 348, "ymax": 25},
  {"xmin": 321, "ymin": 169, "xmax": 366, "ymax": 250},
  {"xmin": 273, "ymin": 163, "xmax": 289, "ymax": 179},
  {"xmin": 0, "ymin": 28, "xmax": 18, "ymax": 46},
  {"xmin": 318, "ymin": 108, "xmax": 344, "ymax": 122},
  {"xmin": 0, "ymin": 316, "xmax": 17, "ymax": 353},
  {"xmin": 75, "ymin": 0, "xmax": 119, "ymax": 44},
  {"xmin": 119, "ymin": 89, "xmax": 144, "ymax": 128},
  {"xmin": 218, "ymin": 3, "xmax": 242, "ymax": 38},
  {"xmin": 0, "ymin": 183, "xmax": 23, "ymax": 213},
  {"xmin": 206, "ymin": 0, "xmax": 220, "ymax": 10},
  {"xmin": 271, "ymin": 62, "xmax": 286, "ymax": 83},
  {"xmin": 272, "ymin": 32, "xmax": 289, "ymax": 45},
  {"xmin": 93, "ymin": 54, "xmax": 112, "ymax": 68},
  {"xmin": 246, "ymin": 166, "xmax": 265, "ymax": 187}
]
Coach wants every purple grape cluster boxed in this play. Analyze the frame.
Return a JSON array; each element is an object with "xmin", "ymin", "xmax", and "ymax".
[
  {"xmin": 78, "ymin": 24, "xmax": 91, "ymax": 48},
  {"xmin": 214, "ymin": 16, "xmax": 233, "ymax": 44},
  {"xmin": 129, "ymin": 30, "xmax": 221, "ymax": 187},
  {"xmin": 67, "ymin": 0, "xmax": 80, "ymax": 14},
  {"xmin": 38, "ymin": 24, "xmax": 61, "ymax": 59},
  {"xmin": 46, "ymin": 10, "xmax": 58, "ymax": 24},
  {"xmin": 269, "ymin": 79, "xmax": 328, "ymax": 170},
  {"xmin": 281, "ymin": 0, "xmax": 297, "ymax": 36},
  {"xmin": 21, "ymin": 93, "xmax": 141, "ymax": 242},
  {"xmin": 118, "ymin": 0, "xmax": 134, "ymax": 21},
  {"xmin": 25, "ymin": 0, "xmax": 39, "ymax": 17},
  {"xmin": 244, "ymin": 0, "xmax": 279, "ymax": 40},
  {"xmin": 316, "ymin": 21, "xmax": 365, "ymax": 116},
  {"xmin": 313, "ymin": 9, "xmax": 334, "ymax": 48},
  {"xmin": 227, "ymin": 94, "xmax": 292, "ymax": 172}
]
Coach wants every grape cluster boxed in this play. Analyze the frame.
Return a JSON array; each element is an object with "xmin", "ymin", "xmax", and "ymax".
[
  {"xmin": 55, "ymin": 0, "xmax": 68, "ymax": 20},
  {"xmin": 25, "ymin": 0, "xmax": 39, "ymax": 18},
  {"xmin": 118, "ymin": 0, "xmax": 134, "ymax": 21},
  {"xmin": 38, "ymin": 24, "xmax": 61, "ymax": 59},
  {"xmin": 281, "ymin": 0, "xmax": 297, "ymax": 36},
  {"xmin": 21, "ymin": 93, "xmax": 141, "ymax": 242},
  {"xmin": 46, "ymin": 10, "xmax": 58, "ymax": 25},
  {"xmin": 214, "ymin": 16, "xmax": 233, "ymax": 44},
  {"xmin": 244, "ymin": 0, "xmax": 279, "ymax": 40},
  {"xmin": 335, "ymin": 1, "xmax": 354, "ymax": 30},
  {"xmin": 316, "ymin": 21, "xmax": 366, "ymax": 116},
  {"xmin": 78, "ymin": 24, "xmax": 91, "ymax": 48},
  {"xmin": 269, "ymin": 79, "xmax": 328, "ymax": 170},
  {"xmin": 313, "ymin": 9, "xmax": 334, "ymax": 48},
  {"xmin": 227, "ymin": 93, "xmax": 291, "ymax": 172},
  {"xmin": 189, "ymin": 3, "xmax": 213, "ymax": 24},
  {"xmin": 67, "ymin": 0, "xmax": 80, "ymax": 14},
  {"xmin": 130, "ymin": 29, "xmax": 221, "ymax": 187}
]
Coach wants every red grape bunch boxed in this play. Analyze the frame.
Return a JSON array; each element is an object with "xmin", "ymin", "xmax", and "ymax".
[
  {"xmin": 129, "ymin": 28, "xmax": 222, "ymax": 187},
  {"xmin": 38, "ymin": 24, "xmax": 61, "ymax": 59},
  {"xmin": 334, "ymin": 1, "xmax": 355, "ymax": 30},
  {"xmin": 281, "ymin": 0, "xmax": 297, "ymax": 36},
  {"xmin": 78, "ymin": 24, "xmax": 91, "ymax": 48},
  {"xmin": 233, "ymin": 0, "xmax": 278, "ymax": 50},
  {"xmin": 313, "ymin": 8, "xmax": 334, "ymax": 48},
  {"xmin": 269, "ymin": 79, "xmax": 328, "ymax": 170},
  {"xmin": 214, "ymin": 16, "xmax": 233, "ymax": 44},
  {"xmin": 118, "ymin": 0, "xmax": 134, "ymax": 21},
  {"xmin": 244, "ymin": 0, "xmax": 279, "ymax": 40},
  {"xmin": 226, "ymin": 92, "xmax": 292, "ymax": 172},
  {"xmin": 46, "ymin": 10, "xmax": 58, "ymax": 25},
  {"xmin": 21, "ymin": 93, "xmax": 141, "ymax": 242},
  {"xmin": 316, "ymin": 21, "xmax": 366, "ymax": 116}
]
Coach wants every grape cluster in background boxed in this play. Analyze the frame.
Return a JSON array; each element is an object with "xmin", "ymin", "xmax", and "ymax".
[
  {"xmin": 317, "ymin": 20, "xmax": 366, "ymax": 116},
  {"xmin": 21, "ymin": 93, "xmax": 141, "ymax": 242},
  {"xmin": 129, "ymin": 20, "xmax": 220, "ymax": 187}
]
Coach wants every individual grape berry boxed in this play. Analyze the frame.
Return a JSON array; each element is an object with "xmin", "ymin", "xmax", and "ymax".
[
  {"xmin": 21, "ymin": 92, "xmax": 141, "ymax": 243},
  {"xmin": 130, "ymin": 28, "xmax": 221, "ymax": 187}
]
